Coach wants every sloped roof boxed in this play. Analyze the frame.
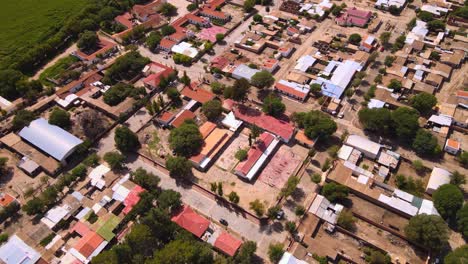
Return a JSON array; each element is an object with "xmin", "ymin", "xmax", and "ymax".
[
  {"xmin": 171, "ymin": 206, "xmax": 210, "ymax": 237},
  {"xmin": 214, "ymin": 232, "xmax": 242, "ymax": 256},
  {"xmin": 19, "ymin": 118, "xmax": 83, "ymax": 161}
]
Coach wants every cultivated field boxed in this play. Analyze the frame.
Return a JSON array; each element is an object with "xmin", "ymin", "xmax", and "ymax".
[{"xmin": 0, "ymin": 0, "xmax": 87, "ymax": 61}]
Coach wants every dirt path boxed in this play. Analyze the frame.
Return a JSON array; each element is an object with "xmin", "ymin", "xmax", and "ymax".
[{"xmin": 31, "ymin": 43, "xmax": 77, "ymax": 80}]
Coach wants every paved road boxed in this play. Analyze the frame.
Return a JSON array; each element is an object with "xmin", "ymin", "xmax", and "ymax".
[{"xmin": 126, "ymin": 157, "xmax": 287, "ymax": 258}]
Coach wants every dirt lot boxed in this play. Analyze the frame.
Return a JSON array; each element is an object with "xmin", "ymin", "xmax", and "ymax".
[
  {"xmin": 353, "ymin": 218, "xmax": 427, "ymax": 264},
  {"xmin": 138, "ymin": 125, "xmax": 172, "ymax": 165},
  {"xmin": 0, "ymin": 149, "xmax": 52, "ymax": 204},
  {"xmin": 221, "ymin": 4, "xmax": 245, "ymax": 30},
  {"xmin": 348, "ymin": 194, "xmax": 409, "ymax": 233},
  {"xmin": 389, "ymin": 160, "xmax": 431, "ymax": 191},
  {"xmin": 215, "ymin": 132, "xmax": 250, "ymax": 171}
]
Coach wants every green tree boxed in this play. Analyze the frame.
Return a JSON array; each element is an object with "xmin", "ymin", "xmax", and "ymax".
[
  {"xmin": 173, "ymin": 53, "xmax": 192, "ymax": 64},
  {"xmin": 384, "ymin": 55, "xmax": 395, "ymax": 67},
  {"xmin": 103, "ymin": 151, "xmax": 125, "ymax": 170},
  {"xmin": 13, "ymin": 110, "xmax": 36, "ymax": 130},
  {"xmin": 280, "ymin": 176, "xmax": 300, "ymax": 198},
  {"xmin": 459, "ymin": 151, "xmax": 468, "ymax": 168},
  {"xmin": 48, "ymin": 108, "xmax": 71, "ymax": 129},
  {"xmin": 249, "ymin": 199, "xmax": 265, "ymax": 216},
  {"xmin": 321, "ymin": 182, "xmax": 348, "ymax": 202},
  {"xmin": 215, "ymin": 33, "xmax": 225, "ymax": 42},
  {"xmin": 268, "ymin": 243, "xmax": 285, "ymax": 263},
  {"xmin": 235, "ymin": 241, "xmax": 257, "ymax": 264},
  {"xmin": 157, "ymin": 189, "xmax": 182, "ymax": 211},
  {"xmin": 358, "ymin": 108, "xmax": 393, "ymax": 134},
  {"xmin": 457, "ymin": 204, "xmax": 468, "ymax": 238},
  {"xmin": 387, "ymin": 79, "xmax": 402, "ymax": 92},
  {"xmin": 235, "ymin": 149, "xmax": 248, "ymax": 161},
  {"xmin": 412, "ymin": 160, "xmax": 425, "ymax": 173},
  {"xmin": 392, "ymin": 107, "xmax": 419, "ymax": 142},
  {"xmin": 169, "ymin": 121, "xmax": 203, "ymax": 157},
  {"xmin": 388, "ymin": 5, "xmax": 400, "ymax": 15},
  {"xmin": 450, "ymin": 171, "xmax": 466, "ymax": 186},
  {"xmin": 77, "ymin": 31, "xmax": 99, "ymax": 51},
  {"xmin": 224, "ymin": 78, "xmax": 250, "ymax": 102},
  {"xmin": 427, "ymin": 20, "xmax": 445, "ymax": 32},
  {"xmin": 131, "ymin": 167, "xmax": 160, "ymax": 190},
  {"xmin": 418, "ymin": 11, "xmax": 434, "ymax": 22},
  {"xmin": 310, "ymin": 83, "xmax": 322, "ymax": 97},
  {"xmin": 202, "ymin": 100, "xmax": 222, "ymax": 121},
  {"xmin": 103, "ymin": 83, "xmax": 133, "ymax": 106},
  {"xmin": 392, "ymin": 35, "xmax": 406, "ymax": 52},
  {"xmin": 251, "ymin": 70, "xmax": 275, "ymax": 89},
  {"xmin": 146, "ymin": 31, "xmax": 163, "ymax": 52},
  {"xmin": 404, "ymin": 214, "xmax": 448, "ymax": 252},
  {"xmin": 348, "ymin": 33, "xmax": 362, "ymax": 45},
  {"xmin": 262, "ymin": 93, "xmax": 285, "ymax": 117},
  {"xmin": 379, "ymin": 32, "xmax": 391, "ymax": 45},
  {"xmin": 292, "ymin": 110, "xmax": 337, "ymax": 140},
  {"xmin": 285, "ymin": 221, "xmax": 296, "ymax": 234},
  {"xmin": 228, "ymin": 191, "xmax": 240, "ymax": 204},
  {"xmin": 187, "ymin": 3, "xmax": 198, "ymax": 11},
  {"xmin": 180, "ymin": 71, "xmax": 191, "ymax": 86},
  {"xmin": 217, "ymin": 182, "xmax": 223, "ymax": 196},
  {"xmin": 152, "ymin": 238, "xmax": 213, "ymax": 264},
  {"xmin": 166, "ymin": 156, "xmax": 192, "ymax": 180},
  {"xmin": 210, "ymin": 82, "xmax": 225, "ymax": 94},
  {"xmin": 410, "ymin": 92, "xmax": 437, "ymax": 115},
  {"xmin": 0, "ymin": 157, "xmax": 8, "ymax": 176},
  {"xmin": 253, "ymin": 14, "xmax": 263, "ymax": 23},
  {"xmin": 295, "ymin": 205, "xmax": 306, "ymax": 216},
  {"xmin": 338, "ymin": 209, "xmax": 356, "ymax": 231},
  {"xmin": 161, "ymin": 25, "xmax": 176, "ymax": 36},
  {"xmin": 115, "ymin": 126, "xmax": 140, "ymax": 152},
  {"xmin": 444, "ymin": 245, "xmax": 468, "ymax": 264},
  {"xmin": 267, "ymin": 205, "xmax": 281, "ymax": 220},
  {"xmin": 160, "ymin": 3, "xmax": 177, "ymax": 16},
  {"xmin": 166, "ymin": 87, "xmax": 180, "ymax": 102},
  {"xmin": 429, "ymin": 51, "xmax": 440, "ymax": 61},
  {"xmin": 105, "ymin": 51, "xmax": 150, "ymax": 83},
  {"xmin": 22, "ymin": 199, "xmax": 44, "ymax": 215},
  {"xmin": 412, "ymin": 129, "xmax": 440, "ymax": 156},
  {"xmin": 243, "ymin": 0, "xmax": 256, "ymax": 12},
  {"xmin": 433, "ymin": 184, "xmax": 463, "ymax": 220}
]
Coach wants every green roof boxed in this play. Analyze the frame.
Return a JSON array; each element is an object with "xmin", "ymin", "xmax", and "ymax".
[{"xmin": 96, "ymin": 214, "xmax": 121, "ymax": 241}]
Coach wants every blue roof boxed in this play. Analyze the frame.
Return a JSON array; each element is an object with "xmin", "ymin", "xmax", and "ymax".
[
  {"xmin": 313, "ymin": 78, "xmax": 345, "ymax": 99},
  {"xmin": 19, "ymin": 118, "xmax": 83, "ymax": 161}
]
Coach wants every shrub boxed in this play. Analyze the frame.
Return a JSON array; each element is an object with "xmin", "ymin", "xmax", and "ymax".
[{"xmin": 235, "ymin": 149, "xmax": 248, "ymax": 161}]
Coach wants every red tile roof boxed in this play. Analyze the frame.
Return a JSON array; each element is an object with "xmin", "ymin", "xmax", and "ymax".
[
  {"xmin": 236, "ymin": 132, "xmax": 274, "ymax": 176},
  {"xmin": 180, "ymin": 82, "xmax": 215, "ymax": 103},
  {"xmin": 158, "ymin": 112, "xmax": 175, "ymax": 123},
  {"xmin": 275, "ymin": 82, "xmax": 308, "ymax": 101},
  {"xmin": 0, "ymin": 193, "xmax": 15, "ymax": 207},
  {"xmin": 200, "ymin": 7, "xmax": 228, "ymax": 20},
  {"xmin": 71, "ymin": 222, "xmax": 91, "ymax": 237},
  {"xmin": 143, "ymin": 62, "xmax": 174, "ymax": 88},
  {"xmin": 123, "ymin": 185, "xmax": 145, "ymax": 214},
  {"xmin": 171, "ymin": 110, "xmax": 196, "ymax": 128},
  {"xmin": 114, "ymin": 12, "xmax": 133, "ymax": 29},
  {"xmin": 159, "ymin": 38, "xmax": 177, "ymax": 50},
  {"xmin": 74, "ymin": 230, "xmax": 104, "ymax": 258},
  {"xmin": 214, "ymin": 232, "xmax": 243, "ymax": 256},
  {"xmin": 233, "ymin": 105, "xmax": 295, "ymax": 142},
  {"xmin": 211, "ymin": 56, "xmax": 229, "ymax": 69},
  {"xmin": 73, "ymin": 38, "xmax": 117, "ymax": 62},
  {"xmin": 171, "ymin": 206, "xmax": 210, "ymax": 237}
]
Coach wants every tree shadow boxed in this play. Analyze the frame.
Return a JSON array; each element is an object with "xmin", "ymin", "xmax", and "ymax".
[{"xmin": 291, "ymin": 187, "xmax": 305, "ymax": 202}]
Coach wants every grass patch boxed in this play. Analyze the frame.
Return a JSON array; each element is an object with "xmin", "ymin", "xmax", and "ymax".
[
  {"xmin": 40, "ymin": 233, "xmax": 55, "ymax": 247},
  {"xmin": 0, "ymin": 0, "xmax": 88, "ymax": 64},
  {"xmin": 39, "ymin": 55, "xmax": 79, "ymax": 85}
]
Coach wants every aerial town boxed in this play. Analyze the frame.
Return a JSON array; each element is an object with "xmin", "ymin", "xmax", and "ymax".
[{"xmin": 0, "ymin": 0, "xmax": 467, "ymax": 263}]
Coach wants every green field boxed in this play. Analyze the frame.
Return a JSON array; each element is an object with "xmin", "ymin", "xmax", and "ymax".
[{"xmin": 0, "ymin": 0, "xmax": 88, "ymax": 58}]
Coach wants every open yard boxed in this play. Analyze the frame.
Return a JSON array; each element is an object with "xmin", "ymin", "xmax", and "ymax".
[{"xmin": 0, "ymin": 0, "xmax": 88, "ymax": 65}]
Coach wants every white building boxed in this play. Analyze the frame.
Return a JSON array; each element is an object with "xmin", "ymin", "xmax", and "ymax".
[
  {"xmin": 294, "ymin": 55, "xmax": 316, "ymax": 72},
  {"xmin": 375, "ymin": 0, "xmax": 406, "ymax": 10},
  {"xmin": 421, "ymin": 4, "xmax": 449, "ymax": 17},
  {"xmin": 0, "ymin": 235, "xmax": 41, "ymax": 264},
  {"xmin": 426, "ymin": 167, "xmax": 452, "ymax": 194},
  {"xmin": 345, "ymin": 135, "xmax": 382, "ymax": 159},
  {"xmin": 231, "ymin": 64, "xmax": 260, "ymax": 82},
  {"xmin": 171, "ymin": 42, "xmax": 199, "ymax": 58},
  {"xmin": 279, "ymin": 252, "xmax": 308, "ymax": 264}
]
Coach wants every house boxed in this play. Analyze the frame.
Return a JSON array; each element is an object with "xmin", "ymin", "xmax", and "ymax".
[
  {"xmin": 181, "ymin": 82, "xmax": 215, "ymax": 104},
  {"xmin": 72, "ymin": 38, "xmax": 118, "ymax": 64},
  {"xmin": 200, "ymin": 7, "xmax": 230, "ymax": 21},
  {"xmin": 112, "ymin": 176, "xmax": 145, "ymax": 214},
  {"xmin": 19, "ymin": 118, "xmax": 83, "ymax": 164},
  {"xmin": 426, "ymin": 167, "xmax": 452, "ymax": 194},
  {"xmin": 345, "ymin": 135, "xmax": 382, "ymax": 159},
  {"xmin": 235, "ymin": 132, "xmax": 280, "ymax": 181},
  {"xmin": 171, "ymin": 205, "xmax": 210, "ymax": 238},
  {"xmin": 262, "ymin": 59, "xmax": 279, "ymax": 73},
  {"xmin": 375, "ymin": 0, "xmax": 406, "ymax": 10},
  {"xmin": 425, "ymin": 73, "xmax": 444, "ymax": 88},
  {"xmin": 440, "ymin": 50, "xmax": 465, "ymax": 68},
  {"xmin": 132, "ymin": 0, "xmax": 166, "ymax": 21},
  {"xmin": 233, "ymin": 104, "xmax": 295, "ymax": 143},
  {"xmin": 142, "ymin": 62, "xmax": 174, "ymax": 89},
  {"xmin": 231, "ymin": 64, "xmax": 260, "ymax": 82},
  {"xmin": 295, "ymin": 130, "xmax": 315, "ymax": 148},
  {"xmin": 444, "ymin": 138, "xmax": 461, "ymax": 155},
  {"xmin": 279, "ymin": 252, "xmax": 308, "ymax": 264},
  {"xmin": 274, "ymin": 80, "xmax": 310, "ymax": 102},
  {"xmin": 171, "ymin": 42, "xmax": 199, "ymax": 59},
  {"xmin": 158, "ymin": 38, "xmax": 177, "ymax": 52},
  {"xmin": 359, "ymin": 35, "xmax": 377, "ymax": 52},
  {"xmin": 0, "ymin": 235, "xmax": 41, "ymax": 264},
  {"xmin": 190, "ymin": 122, "xmax": 233, "ymax": 171},
  {"xmin": 170, "ymin": 110, "xmax": 196, "ymax": 128},
  {"xmin": 17, "ymin": 156, "xmax": 40, "ymax": 176},
  {"xmin": 69, "ymin": 222, "xmax": 108, "ymax": 263},
  {"xmin": 286, "ymin": 26, "xmax": 300, "ymax": 36},
  {"xmin": 308, "ymin": 194, "xmax": 344, "ymax": 225},
  {"xmin": 421, "ymin": 4, "xmax": 448, "ymax": 17},
  {"xmin": 186, "ymin": 13, "xmax": 211, "ymax": 27},
  {"xmin": 294, "ymin": 55, "xmax": 316, "ymax": 72},
  {"xmin": 213, "ymin": 232, "xmax": 243, "ymax": 257},
  {"xmin": 335, "ymin": 7, "xmax": 372, "ymax": 27}
]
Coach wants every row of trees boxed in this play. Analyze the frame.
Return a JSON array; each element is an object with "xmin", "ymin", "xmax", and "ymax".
[
  {"xmin": 0, "ymin": 70, "xmax": 43, "ymax": 101},
  {"xmin": 358, "ymin": 107, "xmax": 441, "ymax": 157}
]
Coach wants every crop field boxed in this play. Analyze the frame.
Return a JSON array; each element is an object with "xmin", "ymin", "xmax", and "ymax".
[{"xmin": 0, "ymin": 0, "xmax": 88, "ymax": 59}]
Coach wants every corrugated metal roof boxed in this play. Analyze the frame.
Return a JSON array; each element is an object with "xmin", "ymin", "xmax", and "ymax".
[{"xmin": 19, "ymin": 118, "xmax": 83, "ymax": 161}]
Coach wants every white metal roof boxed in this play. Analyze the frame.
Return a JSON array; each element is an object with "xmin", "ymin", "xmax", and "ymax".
[
  {"xmin": 0, "ymin": 235, "xmax": 41, "ymax": 264},
  {"xmin": 418, "ymin": 199, "xmax": 439, "ymax": 216},
  {"xmin": 330, "ymin": 60, "xmax": 361, "ymax": 89},
  {"xmin": 428, "ymin": 114, "xmax": 453, "ymax": 126},
  {"xmin": 171, "ymin": 42, "xmax": 199, "ymax": 58},
  {"xmin": 232, "ymin": 64, "xmax": 260, "ymax": 81},
  {"xmin": 19, "ymin": 118, "xmax": 83, "ymax": 161},
  {"xmin": 41, "ymin": 204, "xmax": 71, "ymax": 228},
  {"xmin": 345, "ymin": 135, "xmax": 382, "ymax": 157},
  {"xmin": 279, "ymin": 252, "xmax": 308, "ymax": 264},
  {"xmin": 221, "ymin": 112, "xmax": 243, "ymax": 132},
  {"xmin": 368, "ymin": 99, "xmax": 385, "ymax": 109},
  {"xmin": 338, "ymin": 145, "xmax": 353, "ymax": 161},
  {"xmin": 426, "ymin": 167, "xmax": 451, "ymax": 193},
  {"xmin": 294, "ymin": 55, "xmax": 316, "ymax": 72}
]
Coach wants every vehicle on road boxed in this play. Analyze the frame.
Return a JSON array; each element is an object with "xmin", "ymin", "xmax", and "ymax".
[{"xmin": 220, "ymin": 219, "xmax": 228, "ymax": 226}]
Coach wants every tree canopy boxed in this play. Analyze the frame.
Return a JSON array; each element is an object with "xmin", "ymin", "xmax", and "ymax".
[
  {"xmin": 404, "ymin": 214, "xmax": 449, "ymax": 252},
  {"xmin": 457, "ymin": 204, "xmax": 468, "ymax": 238},
  {"xmin": 131, "ymin": 167, "xmax": 160, "ymax": 191},
  {"xmin": 103, "ymin": 151, "xmax": 125, "ymax": 170},
  {"xmin": 292, "ymin": 110, "xmax": 337, "ymax": 139},
  {"xmin": 49, "ymin": 108, "xmax": 71, "ymax": 129},
  {"xmin": 77, "ymin": 31, "xmax": 99, "ymax": 51},
  {"xmin": 146, "ymin": 31, "xmax": 163, "ymax": 52},
  {"xmin": 104, "ymin": 51, "xmax": 149, "ymax": 83},
  {"xmin": 433, "ymin": 184, "xmax": 463, "ymax": 220},
  {"xmin": 115, "ymin": 126, "xmax": 140, "ymax": 152},
  {"xmin": 410, "ymin": 92, "xmax": 437, "ymax": 115},
  {"xmin": 169, "ymin": 121, "xmax": 203, "ymax": 157},
  {"xmin": 243, "ymin": 0, "xmax": 256, "ymax": 12},
  {"xmin": 251, "ymin": 70, "xmax": 275, "ymax": 89},
  {"xmin": 12, "ymin": 110, "xmax": 36, "ymax": 130},
  {"xmin": 444, "ymin": 245, "xmax": 468, "ymax": 264},
  {"xmin": 321, "ymin": 182, "xmax": 349, "ymax": 202},
  {"xmin": 392, "ymin": 107, "xmax": 420, "ymax": 143},
  {"xmin": 262, "ymin": 93, "xmax": 285, "ymax": 117},
  {"xmin": 268, "ymin": 243, "xmax": 285, "ymax": 263},
  {"xmin": 166, "ymin": 156, "xmax": 192, "ymax": 180},
  {"xmin": 412, "ymin": 129, "xmax": 440, "ymax": 157},
  {"xmin": 223, "ymin": 78, "xmax": 250, "ymax": 102},
  {"xmin": 348, "ymin": 33, "xmax": 362, "ymax": 45},
  {"xmin": 202, "ymin": 100, "xmax": 223, "ymax": 121},
  {"xmin": 358, "ymin": 108, "xmax": 393, "ymax": 135}
]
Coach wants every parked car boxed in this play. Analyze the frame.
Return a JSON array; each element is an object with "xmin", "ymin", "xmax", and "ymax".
[
  {"xmin": 276, "ymin": 210, "xmax": 285, "ymax": 220},
  {"xmin": 220, "ymin": 219, "xmax": 228, "ymax": 226}
]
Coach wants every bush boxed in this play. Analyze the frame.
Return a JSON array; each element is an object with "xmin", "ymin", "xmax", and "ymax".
[
  {"xmin": 49, "ymin": 108, "xmax": 71, "ymax": 129},
  {"xmin": 83, "ymin": 153, "xmax": 100, "ymax": 167},
  {"xmin": 412, "ymin": 160, "xmax": 425, "ymax": 173},
  {"xmin": 103, "ymin": 83, "xmax": 133, "ymax": 106},
  {"xmin": 285, "ymin": 221, "xmax": 296, "ymax": 233},
  {"xmin": 268, "ymin": 243, "xmax": 285, "ymax": 263},
  {"xmin": 251, "ymin": 70, "xmax": 275, "ymax": 89},
  {"xmin": 338, "ymin": 209, "xmax": 356, "ymax": 231},
  {"xmin": 311, "ymin": 173, "xmax": 321, "ymax": 184},
  {"xmin": 280, "ymin": 176, "xmax": 300, "ymax": 198},
  {"xmin": 40, "ymin": 233, "xmax": 55, "ymax": 247},
  {"xmin": 321, "ymin": 182, "xmax": 348, "ymax": 202},
  {"xmin": 12, "ymin": 110, "xmax": 36, "ymax": 130},
  {"xmin": 444, "ymin": 245, "xmax": 468, "ymax": 264},
  {"xmin": 103, "ymin": 151, "xmax": 125, "ymax": 170},
  {"xmin": 412, "ymin": 129, "xmax": 440, "ymax": 157},
  {"xmin": 295, "ymin": 205, "xmax": 306, "ymax": 216},
  {"xmin": 187, "ymin": 3, "xmax": 198, "ymax": 11},
  {"xmin": 0, "ymin": 234, "xmax": 8, "ymax": 244},
  {"xmin": 166, "ymin": 156, "xmax": 192, "ymax": 180},
  {"xmin": 262, "ymin": 93, "xmax": 285, "ymax": 117},
  {"xmin": 228, "ymin": 191, "xmax": 240, "ymax": 204},
  {"xmin": 131, "ymin": 167, "xmax": 160, "ymax": 190},
  {"xmin": 348, "ymin": 33, "xmax": 362, "ymax": 45},
  {"xmin": 114, "ymin": 126, "xmax": 140, "ymax": 152},
  {"xmin": 235, "ymin": 149, "xmax": 248, "ymax": 161},
  {"xmin": 457, "ymin": 204, "xmax": 468, "ymax": 238},
  {"xmin": 249, "ymin": 199, "xmax": 265, "ymax": 216}
]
